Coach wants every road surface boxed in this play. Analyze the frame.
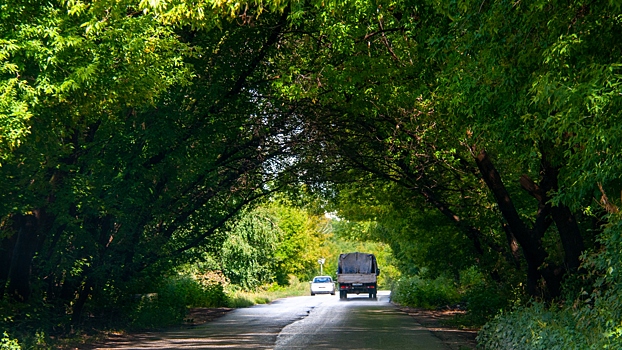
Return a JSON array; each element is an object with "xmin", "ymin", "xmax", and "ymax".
[{"xmin": 92, "ymin": 291, "xmax": 449, "ymax": 349}]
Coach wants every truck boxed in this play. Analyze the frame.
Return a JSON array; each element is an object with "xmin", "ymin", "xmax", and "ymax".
[{"xmin": 337, "ymin": 252, "xmax": 380, "ymax": 299}]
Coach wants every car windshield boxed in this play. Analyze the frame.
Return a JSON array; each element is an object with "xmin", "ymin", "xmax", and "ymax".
[{"xmin": 313, "ymin": 277, "xmax": 332, "ymax": 283}]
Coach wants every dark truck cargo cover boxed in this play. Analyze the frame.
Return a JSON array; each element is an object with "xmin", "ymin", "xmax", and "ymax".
[{"xmin": 338, "ymin": 252, "xmax": 375, "ymax": 274}]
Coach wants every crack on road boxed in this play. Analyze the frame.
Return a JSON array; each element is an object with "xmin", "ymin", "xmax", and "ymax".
[{"xmin": 296, "ymin": 305, "xmax": 314, "ymax": 318}]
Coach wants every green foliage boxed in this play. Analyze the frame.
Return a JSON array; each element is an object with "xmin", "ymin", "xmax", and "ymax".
[
  {"xmin": 333, "ymin": 181, "xmax": 482, "ymax": 278},
  {"xmin": 0, "ymin": 0, "xmax": 195, "ymax": 162},
  {"xmin": 391, "ymin": 275, "xmax": 460, "ymax": 310},
  {"xmin": 478, "ymin": 215, "xmax": 622, "ymax": 348},
  {"xmin": 225, "ymin": 275, "xmax": 310, "ymax": 308},
  {"xmin": 129, "ymin": 274, "xmax": 228, "ymax": 329},
  {"xmin": 219, "ymin": 207, "xmax": 281, "ymax": 290},
  {"xmin": 462, "ymin": 282, "xmax": 510, "ymax": 327},
  {"xmin": 430, "ymin": 0, "xmax": 622, "ymax": 211},
  {"xmin": 269, "ymin": 200, "xmax": 332, "ymax": 284},
  {"xmin": 215, "ymin": 199, "xmax": 335, "ymax": 289},
  {"xmin": 0, "ymin": 332, "xmax": 20, "ymax": 350},
  {"xmin": 477, "ymin": 303, "xmax": 596, "ymax": 350}
]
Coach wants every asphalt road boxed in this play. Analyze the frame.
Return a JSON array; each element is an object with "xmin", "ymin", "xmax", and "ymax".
[{"xmin": 93, "ymin": 291, "xmax": 449, "ymax": 349}]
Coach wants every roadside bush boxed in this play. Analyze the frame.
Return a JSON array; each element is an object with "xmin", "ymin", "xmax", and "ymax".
[
  {"xmin": 0, "ymin": 295, "xmax": 69, "ymax": 349},
  {"xmin": 478, "ymin": 215, "xmax": 622, "ymax": 349},
  {"xmin": 129, "ymin": 274, "xmax": 229, "ymax": 329},
  {"xmin": 463, "ymin": 282, "xmax": 510, "ymax": 326},
  {"xmin": 391, "ymin": 275, "xmax": 460, "ymax": 309},
  {"xmin": 476, "ymin": 302, "xmax": 603, "ymax": 350}
]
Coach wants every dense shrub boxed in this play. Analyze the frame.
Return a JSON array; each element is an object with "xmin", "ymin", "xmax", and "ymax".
[
  {"xmin": 476, "ymin": 302, "xmax": 612, "ymax": 349},
  {"xmin": 391, "ymin": 275, "xmax": 460, "ymax": 309},
  {"xmin": 0, "ymin": 296, "xmax": 68, "ymax": 349},
  {"xmin": 129, "ymin": 275, "xmax": 229, "ymax": 329},
  {"xmin": 477, "ymin": 216, "xmax": 622, "ymax": 349},
  {"xmin": 392, "ymin": 268, "xmax": 518, "ymax": 327},
  {"xmin": 463, "ymin": 282, "xmax": 510, "ymax": 326},
  {"xmin": 226, "ymin": 275, "xmax": 310, "ymax": 308}
]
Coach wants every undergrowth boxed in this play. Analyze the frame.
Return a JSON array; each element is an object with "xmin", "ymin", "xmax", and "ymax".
[
  {"xmin": 391, "ymin": 275, "xmax": 460, "ymax": 310},
  {"xmin": 476, "ymin": 216, "xmax": 622, "ymax": 349},
  {"xmin": 391, "ymin": 268, "xmax": 514, "ymax": 328},
  {"xmin": 226, "ymin": 275, "xmax": 309, "ymax": 308}
]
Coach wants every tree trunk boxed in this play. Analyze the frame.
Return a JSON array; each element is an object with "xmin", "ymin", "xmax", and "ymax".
[
  {"xmin": 519, "ymin": 155, "xmax": 586, "ymax": 277},
  {"xmin": 0, "ymin": 231, "xmax": 17, "ymax": 297},
  {"xmin": 6, "ymin": 213, "xmax": 41, "ymax": 301},
  {"xmin": 539, "ymin": 159, "xmax": 585, "ymax": 271},
  {"xmin": 551, "ymin": 205, "xmax": 585, "ymax": 270},
  {"xmin": 502, "ymin": 223, "xmax": 521, "ymax": 269},
  {"xmin": 474, "ymin": 149, "xmax": 559, "ymax": 297},
  {"xmin": 72, "ymin": 277, "xmax": 94, "ymax": 325}
]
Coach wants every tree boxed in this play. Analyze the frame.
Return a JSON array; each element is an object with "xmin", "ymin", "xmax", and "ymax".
[
  {"xmin": 266, "ymin": 0, "xmax": 514, "ymax": 290},
  {"xmin": 429, "ymin": 0, "xmax": 622, "ymax": 297},
  {"xmin": 331, "ymin": 180, "xmax": 482, "ymax": 279},
  {"xmin": 269, "ymin": 199, "xmax": 332, "ymax": 283},
  {"xmin": 0, "ymin": 0, "xmax": 195, "ymax": 305},
  {"xmin": 267, "ymin": 0, "xmax": 622, "ymax": 299},
  {"xmin": 218, "ymin": 206, "xmax": 280, "ymax": 290},
  {"xmin": 0, "ymin": 0, "xmax": 308, "ymax": 324}
]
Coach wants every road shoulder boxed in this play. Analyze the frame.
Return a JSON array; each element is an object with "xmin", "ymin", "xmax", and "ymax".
[
  {"xmin": 395, "ymin": 305, "xmax": 478, "ymax": 350},
  {"xmin": 71, "ymin": 307, "xmax": 234, "ymax": 349}
]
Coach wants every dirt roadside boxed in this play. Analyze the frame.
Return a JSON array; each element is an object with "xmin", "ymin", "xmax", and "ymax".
[
  {"xmin": 396, "ymin": 306, "xmax": 479, "ymax": 350},
  {"xmin": 72, "ymin": 308, "xmax": 234, "ymax": 349},
  {"xmin": 181, "ymin": 307, "xmax": 234, "ymax": 326}
]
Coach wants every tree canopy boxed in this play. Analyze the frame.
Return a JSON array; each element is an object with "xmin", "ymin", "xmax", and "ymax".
[{"xmin": 2, "ymin": 0, "xmax": 622, "ymax": 346}]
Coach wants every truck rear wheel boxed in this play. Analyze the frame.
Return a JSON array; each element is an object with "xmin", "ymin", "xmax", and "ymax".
[{"xmin": 340, "ymin": 290, "xmax": 347, "ymax": 299}]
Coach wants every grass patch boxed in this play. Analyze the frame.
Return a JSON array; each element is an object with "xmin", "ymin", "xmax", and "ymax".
[{"xmin": 226, "ymin": 275, "xmax": 310, "ymax": 308}]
